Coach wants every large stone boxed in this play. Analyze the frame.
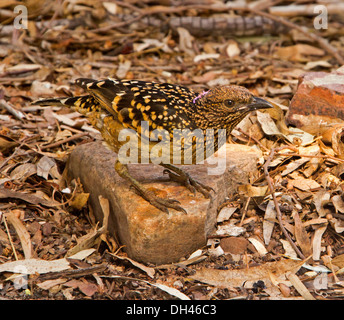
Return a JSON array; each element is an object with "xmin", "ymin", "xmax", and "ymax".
[{"xmin": 67, "ymin": 141, "xmax": 261, "ymax": 264}]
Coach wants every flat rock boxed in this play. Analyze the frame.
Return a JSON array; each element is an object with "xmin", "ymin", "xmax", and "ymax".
[
  {"xmin": 67, "ymin": 141, "xmax": 261, "ymax": 264},
  {"xmin": 287, "ymin": 66, "xmax": 344, "ymax": 134}
]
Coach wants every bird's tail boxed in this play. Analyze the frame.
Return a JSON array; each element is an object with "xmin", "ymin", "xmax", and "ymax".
[
  {"xmin": 32, "ymin": 96, "xmax": 84, "ymax": 107},
  {"xmin": 31, "ymin": 95, "xmax": 100, "ymax": 116}
]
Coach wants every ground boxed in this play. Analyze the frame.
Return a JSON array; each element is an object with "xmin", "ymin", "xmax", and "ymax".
[{"xmin": 1, "ymin": 0, "xmax": 344, "ymax": 301}]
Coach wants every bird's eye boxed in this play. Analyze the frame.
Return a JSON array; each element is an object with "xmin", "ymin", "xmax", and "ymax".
[{"xmin": 224, "ymin": 100, "xmax": 234, "ymax": 108}]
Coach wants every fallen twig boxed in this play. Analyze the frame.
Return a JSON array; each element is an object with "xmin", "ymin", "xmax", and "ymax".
[
  {"xmin": 14, "ymin": 132, "xmax": 90, "ymax": 157},
  {"xmin": 263, "ymin": 145, "xmax": 305, "ymax": 260},
  {"xmin": 32, "ymin": 264, "xmax": 107, "ymax": 282}
]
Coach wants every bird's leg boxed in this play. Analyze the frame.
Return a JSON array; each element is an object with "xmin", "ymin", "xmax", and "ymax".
[
  {"xmin": 115, "ymin": 160, "xmax": 187, "ymax": 214},
  {"xmin": 161, "ymin": 164, "xmax": 214, "ymax": 198}
]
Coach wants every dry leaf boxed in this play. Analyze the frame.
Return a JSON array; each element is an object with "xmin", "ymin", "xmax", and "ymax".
[
  {"xmin": 116, "ymin": 60, "xmax": 131, "ymax": 79},
  {"xmin": 5, "ymin": 211, "xmax": 32, "ymax": 259},
  {"xmin": 225, "ymin": 40, "xmax": 240, "ymax": 58},
  {"xmin": 188, "ymin": 249, "xmax": 203, "ymax": 260},
  {"xmin": 312, "ymin": 225, "xmax": 327, "ymax": 261},
  {"xmin": 248, "ymin": 237, "xmax": 268, "ymax": 256},
  {"xmin": 275, "ymin": 44, "xmax": 325, "ymax": 62},
  {"xmin": 31, "ymin": 80, "xmax": 56, "ymax": 97},
  {"xmin": 216, "ymin": 223, "xmax": 246, "ymax": 237},
  {"xmin": 10, "ymin": 163, "xmax": 37, "ymax": 181},
  {"xmin": 314, "ymin": 190, "xmax": 331, "ymax": 217},
  {"xmin": 280, "ymin": 239, "xmax": 298, "ymax": 259},
  {"xmin": 192, "ymin": 259, "xmax": 303, "ymax": 288},
  {"xmin": 193, "ymin": 53, "xmax": 220, "ymax": 63},
  {"xmin": 256, "ymin": 110, "xmax": 281, "ymax": 136},
  {"xmin": 332, "ymin": 195, "xmax": 344, "ymax": 213},
  {"xmin": 78, "ymin": 281, "xmax": 98, "ymax": 297},
  {"xmin": 0, "ymin": 258, "xmax": 70, "ymax": 274},
  {"xmin": 304, "ymin": 60, "xmax": 332, "ymax": 70},
  {"xmin": 177, "ymin": 27, "xmax": 194, "ymax": 55},
  {"xmin": 286, "ymin": 272, "xmax": 316, "ymax": 300},
  {"xmin": 330, "ymin": 217, "xmax": 344, "ymax": 233},
  {"xmin": 102, "ymin": 1, "xmax": 117, "ymax": 14},
  {"xmin": 110, "ymin": 253, "xmax": 155, "ymax": 278},
  {"xmin": 291, "ymin": 176, "xmax": 320, "ymax": 191},
  {"xmin": 37, "ymin": 278, "xmax": 67, "ymax": 290},
  {"xmin": 68, "ymin": 248, "xmax": 96, "ymax": 260},
  {"xmin": 152, "ymin": 283, "xmax": 190, "ymax": 300},
  {"xmin": 70, "ymin": 192, "xmax": 89, "ymax": 210},
  {"xmin": 237, "ymin": 184, "xmax": 268, "ymax": 197},
  {"xmin": 192, "ymin": 71, "xmax": 218, "ymax": 83},
  {"xmin": 217, "ymin": 206, "xmax": 237, "ymax": 223},
  {"xmin": 208, "ymin": 245, "xmax": 224, "ymax": 258},
  {"xmin": 0, "ymin": 188, "xmax": 60, "ymax": 207},
  {"xmin": 36, "ymin": 156, "xmax": 56, "ymax": 180},
  {"xmin": 0, "ymin": 136, "xmax": 18, "ymax": 152},
  {"xmin": 332, "ymin": 254, "xmax": 344, "ymax": 268},
  {"xmin": 292, "ymin": 211, "xmax": 312, "ymax": 258},
  {"xmin": 263, "ymin": 200, "xmax": 276, "ymax": 245}
]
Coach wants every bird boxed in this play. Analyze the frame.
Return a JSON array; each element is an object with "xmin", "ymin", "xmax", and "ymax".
[{"xmin": 33, "ymin": 78, "xmax": 272, "ymax": 214}]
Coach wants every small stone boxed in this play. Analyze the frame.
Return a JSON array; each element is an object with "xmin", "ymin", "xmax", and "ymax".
[{"xmin": 220, "ymin": 236, "xmax": 249, "ymax": 255}]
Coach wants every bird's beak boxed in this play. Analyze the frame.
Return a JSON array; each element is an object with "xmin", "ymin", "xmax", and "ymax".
[{"xmin": 247, "ymin": 96, "xmax": 273, "ymax": 110}]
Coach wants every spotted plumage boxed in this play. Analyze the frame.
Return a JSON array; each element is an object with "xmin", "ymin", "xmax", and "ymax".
[{"xmin": 33, "ymin": 78, "xmax": 272, "ymax": 213}]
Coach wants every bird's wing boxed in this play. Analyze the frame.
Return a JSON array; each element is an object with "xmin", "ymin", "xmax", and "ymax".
[{"xmin": 76, "ymin": 78, "xmax": 196, "ymax": 134}]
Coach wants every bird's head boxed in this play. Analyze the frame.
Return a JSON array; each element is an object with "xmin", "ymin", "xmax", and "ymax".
[{"xmin": 192, "ymin": 85, "xmax": 273, "ymax": 131}]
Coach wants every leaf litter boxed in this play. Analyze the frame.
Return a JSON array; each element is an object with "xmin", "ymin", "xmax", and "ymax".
[{"xmin": 0, "ymin": 0, "xmax": 344, "ymax": 300}]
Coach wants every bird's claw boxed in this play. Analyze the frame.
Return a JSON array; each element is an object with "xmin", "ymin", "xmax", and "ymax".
[
  {"xmin": 133, "ymin": 186, "xmax": 187, "ymax": 214},
  {"xmin": 163, "ymin": 168, "xmax": 214, "ymax": 198}
]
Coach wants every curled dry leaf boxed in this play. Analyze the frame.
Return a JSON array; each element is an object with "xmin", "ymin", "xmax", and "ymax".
[
  {"xmin": 332, "ymin": 195, "xmax": 344, "ymax": 213},
  {"xmin": 176, "ymin": 27, "xmax": 194, "ymax": 55},
  {"xmin": 314, "ymin": 190, "xmax": 331, "ymax": 217},
  {"xmin": 292, "ymin": 211, "xmax": 312, "ymax": 258},
  {"xmin": 208, "ymin": 245, "xmax": 224, "ymax": 258},
  {"xmin": 312, "ymin": 225, "xmax": 327, "ymax": 261},
  {"xmin": 217, "ymin": 206, "xmax": 237, "ymax": 223},
  {"xmin": 263, "ymin": 200, "xmax": 277, "ymax": 245},
  {"xmin": 36, "ymin": 156, "xmax": 56, "ymax": 180},
  {"xmin": 109, "ymin": 253, "xmax": 155, "ymax": 279},
  {"xmin": 330, "ymin": 218, "xmax": 344, "ymax": 233}
]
